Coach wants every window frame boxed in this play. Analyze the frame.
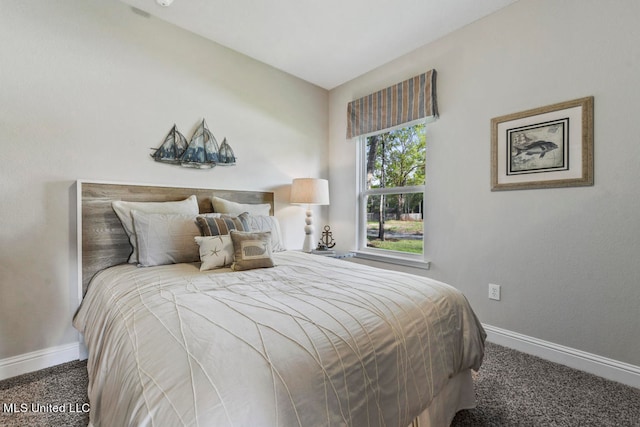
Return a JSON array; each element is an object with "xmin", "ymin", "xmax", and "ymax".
[{"xmin": 354, "ymin": 120, "xmax": 431, "ymax": 269}]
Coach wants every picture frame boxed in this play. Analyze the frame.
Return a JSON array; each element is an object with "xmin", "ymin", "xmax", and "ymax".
[{"xmin": 491, "ymin": 96, "xmax": 594, "ymax": 191}]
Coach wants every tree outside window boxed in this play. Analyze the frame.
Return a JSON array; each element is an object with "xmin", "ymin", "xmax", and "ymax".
[{"xmin": 363, "ymin": 123, "xmax": 425, "ymax": 254}]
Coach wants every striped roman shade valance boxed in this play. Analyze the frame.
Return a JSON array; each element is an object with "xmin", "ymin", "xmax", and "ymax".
[{"xmin": 347, "ymin": 69, "xmax": 438, "ymax": 138}]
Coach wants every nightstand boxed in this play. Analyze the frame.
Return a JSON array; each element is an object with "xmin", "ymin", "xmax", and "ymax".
[{"xmin": 310, "ymin": 250, "xmax": 355, "ymax": 259}]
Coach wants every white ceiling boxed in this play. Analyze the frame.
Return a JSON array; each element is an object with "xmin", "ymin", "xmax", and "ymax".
[{"xmin": 119, "ymin": 0, "xmax": 520, "ymax": 89}]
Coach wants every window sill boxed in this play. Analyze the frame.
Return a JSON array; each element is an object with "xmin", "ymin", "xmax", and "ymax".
[{"xmin": 353, "ymin": 251, "xmax": 431, "ymax": 270}]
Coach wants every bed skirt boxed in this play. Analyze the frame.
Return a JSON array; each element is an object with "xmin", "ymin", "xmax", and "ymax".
[
  {"xmin": 409, "ymin": 369, "xmax": 475, "ymax": 427},
  {"xmin": 87, "ymin": 370, "xmax": 475, "ymax": 427}
]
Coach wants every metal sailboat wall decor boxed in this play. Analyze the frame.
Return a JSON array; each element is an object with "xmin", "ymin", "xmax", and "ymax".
[
  {"xmin": 150, "ymin": 119, "xmax": 238, "ymax": 169},
  {"xmin": 217, "ymin": 137, "xmax": 236, "ymax": 166},
  {"xmin": 150, "ymin": 124, "xmax": 188, "ymax": 164},
  {"xmin": 181, "ymin": 119, "xmax": 220, "ymax": 169}
]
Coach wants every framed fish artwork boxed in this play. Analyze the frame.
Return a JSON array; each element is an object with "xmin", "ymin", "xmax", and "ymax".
[{"xmin": 491, "ymin": 96, "xmax": 593, "ymax": 191}]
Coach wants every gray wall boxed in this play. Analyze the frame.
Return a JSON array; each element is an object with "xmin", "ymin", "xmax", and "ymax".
[
  {"xmin": 0, "ymin": 0, "xmax": 328, "ymax": 360},
  {"xmin": 329, "ymin": 0, "xmax": 640, "ymax": 366}
]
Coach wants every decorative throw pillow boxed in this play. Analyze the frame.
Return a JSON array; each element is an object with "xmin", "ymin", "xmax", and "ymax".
[
  {"xmin": 195, "ymin": 235, "xmax": 234, "ymax": 271},
  {"xmin": 211, "ymin": 196, "xmax": 271, "ymax": 216},
  {"xmin": 245, "ymin": 215, "xmax": 286, "ymax": 252},
  {"xmin": 196, "ymin": 212, "xmax": 249, "ymax": 236},
  {"xmin": 230, "ymin": 230, "xmax": 274, "ymax": 271},
  {"xmin": 112, "ymin": 195, "xmax": 199, "ymax": 264},
  {"xmin": 131, "ymin": 211, "xmax": 201, "ymax": 267}
]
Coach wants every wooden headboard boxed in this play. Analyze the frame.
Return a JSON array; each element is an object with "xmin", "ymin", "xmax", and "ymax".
[{"xmin": 77, "ymin": 180, "xmax": 274, "ymax": 297}]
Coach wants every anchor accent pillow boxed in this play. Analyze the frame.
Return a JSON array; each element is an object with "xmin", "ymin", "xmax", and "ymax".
[{"xmin": 230, "ymin": 230, "xmax": 274, "ymax": 271}]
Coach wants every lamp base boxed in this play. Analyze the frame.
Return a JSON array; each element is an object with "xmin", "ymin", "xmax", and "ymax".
[
  {"xmin": 302, "ymin": 234, "xmax": 314, "ymax": 253},
  {"xmin": 302, "ymin": 207, "xmax": 314, "ymax": 252}
]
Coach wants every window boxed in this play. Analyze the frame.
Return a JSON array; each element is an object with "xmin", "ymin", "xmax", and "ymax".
[
  {"xmin": 347, "ymin": 70, "xmax": 437, "ymax": 268},
  {"xmin": 357, "ymin": 122, "xmax": 427, "ymax": 264}
]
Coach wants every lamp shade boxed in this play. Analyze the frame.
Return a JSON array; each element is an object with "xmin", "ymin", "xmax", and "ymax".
[{"xmin": 290, "ymin": 178, "xmax": 330, "ymax": 205}]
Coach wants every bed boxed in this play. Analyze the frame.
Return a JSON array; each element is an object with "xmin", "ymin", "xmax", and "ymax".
[{"xmin": 73, "ymin": 180, "xmax": 486, "ymax": 427}]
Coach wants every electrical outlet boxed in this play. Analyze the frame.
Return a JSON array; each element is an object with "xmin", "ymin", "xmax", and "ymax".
[{"xmin": 488, "ymin": 283, "xmax": 501, "ymax": 301}]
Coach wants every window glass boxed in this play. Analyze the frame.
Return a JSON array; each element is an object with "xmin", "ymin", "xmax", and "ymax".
[
  {"xmin": 359, "ymin": 123, "xmax": 426, "ymax": 256},
  {"xmin": 365, "ymin": 192, "xmax": 424, "ymax": 254}
]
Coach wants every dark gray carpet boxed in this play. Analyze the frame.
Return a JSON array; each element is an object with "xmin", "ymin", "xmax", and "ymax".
[
  {"xmin": 0, "ymin": 359, "xmax": 89, "ymax": 427},
  {"xmin": 451, "ymin": 343, "xmax": 640, "ymax": 426},
  {"xmin": 0, "ymin": 342, "xmax": 638, "ymax": 426}
]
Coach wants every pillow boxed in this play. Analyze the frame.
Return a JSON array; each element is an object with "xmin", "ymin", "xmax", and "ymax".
[
  {"xmin": 245, "ymin": 215, "xmax": 286, "ymax": 252},
  {"xmin": 112, "ymin": 195, "xmax": 199, "ymax": 264},
  {"xmin": 195, "ymin": 235, "xmax": 234, "ymax": 271},
  {"xmin": 131, "ymin": 211, "xmax": 201, "ymax": 267},
  {"xmin": 196, "ymin": 213, "xmax": 249, "ymax": 236},
  {"xmin": 230, "ymin": 230, "xmax": 274, "ymax": 271},
  {"xmin": 198, "ymin": 213, "xmax": 222, "ymax": 219},
  {"xmin": 211, "ymin": 196, "xmax": 271, "ymax": 216}
]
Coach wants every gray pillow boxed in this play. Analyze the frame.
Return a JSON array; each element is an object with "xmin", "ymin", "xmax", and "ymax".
[
  {"xmin": 131, "ymin": 211, "xmax": 200, "ymax": 267},
  {"xmin": 230, "ymin": 230, "xmax": 274, "ymax": 271},
  {"xmin": 112, "ymin": 195, "xmax": 198, "ymax": 263}
]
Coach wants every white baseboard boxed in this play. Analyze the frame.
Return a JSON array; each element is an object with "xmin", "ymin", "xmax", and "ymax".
[
  {"xmin": 0, "ymin": 342, "xmax": 80, "ymax": 381},
  {"xmin": 484, "ymin": 324, "xmax": 640, "ymax": 389}
]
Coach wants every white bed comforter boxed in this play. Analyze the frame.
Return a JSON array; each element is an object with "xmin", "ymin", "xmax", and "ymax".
[{"xmin": 74, "ymin": 251, "xmax": 485, "ymax": 427}]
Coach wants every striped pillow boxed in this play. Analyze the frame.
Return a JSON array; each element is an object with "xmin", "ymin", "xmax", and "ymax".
[{"xmin": 196, "ymin": 212, "xmax": 249, "ymax": 236}]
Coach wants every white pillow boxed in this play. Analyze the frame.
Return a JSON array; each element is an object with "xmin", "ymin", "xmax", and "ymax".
[
  {"xmin": 195, "ymin": 235, "xmax": 234, "ymax": 271},
  {"xmin": 112, "ymin": 195, "xmax": 199, "ymax": 264},
  {"xmin": 131, "ymin": 211, "xmax": 201, "ymax": 267},
  {"xmin": 211, "ymin": 196, "xmax": 271, "ymax": 216},
  {"xmin": 246, "ymin": 215, "xmax": 286, "ymax": 252}
]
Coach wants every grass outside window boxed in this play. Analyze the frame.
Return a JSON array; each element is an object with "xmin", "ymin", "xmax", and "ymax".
[{"xmin": 366, "ymin": 219, "xmax": 423, "ymax": 254}]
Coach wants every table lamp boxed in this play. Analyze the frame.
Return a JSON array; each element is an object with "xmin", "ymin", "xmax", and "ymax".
[{"xmin": 290, "ymin": 178, "xmax": 330, "ymax": 252}]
